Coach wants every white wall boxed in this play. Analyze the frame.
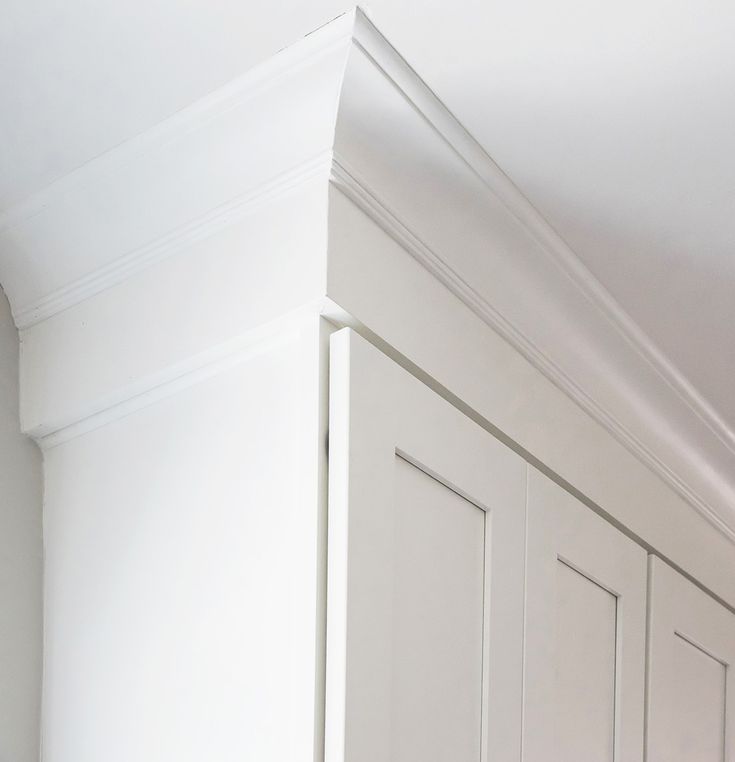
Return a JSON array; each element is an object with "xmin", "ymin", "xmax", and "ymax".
[
  {"xmin": 41, "ymin": 317, "xmax": 326, "ymax": 762},
  {"xmin": 0, "ymin": 288, "xmax": 42, "ymax": 762}
]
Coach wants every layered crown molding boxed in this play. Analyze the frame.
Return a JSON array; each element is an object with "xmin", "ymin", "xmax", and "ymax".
[{"xmin": 2, "ymin": 9, "xmax": 735, "ymax": 540}]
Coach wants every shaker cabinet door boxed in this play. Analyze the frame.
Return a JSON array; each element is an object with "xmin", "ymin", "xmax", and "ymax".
[
  {"xmin": 647, "ymin": 557, "xmax": 735, "ymax": 762},
  {"xmin": 325, "ymin": 328, "xmax": 526, "ymax": 762},
  {"xmin": 523, "ymin": 468, "xmax": 648, "ymax": 762}
]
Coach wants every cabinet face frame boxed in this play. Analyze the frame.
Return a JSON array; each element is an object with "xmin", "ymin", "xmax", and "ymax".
[
  {"xmin": 523, "ymin": 468, "xmax": 648, "ymax": 762},
  {"xmin": 646, "ymin": 556, "xmax": 735, "ymax": 762},
  {"xmin": 325, "ymin": 328, "xmax": 527, "ymax": 762}
]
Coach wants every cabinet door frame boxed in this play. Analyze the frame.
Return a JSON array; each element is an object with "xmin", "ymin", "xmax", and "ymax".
[
  {"xmin": 325, "ymin": 328, "xmax": 527, "ymax": 762},
  {"xmin": 523, "ymin": 467, "xmax": 648, "ymax": 762},
  {"xmin": 646, "ymin": 556, "xmax": 735, "ymax": 762}
]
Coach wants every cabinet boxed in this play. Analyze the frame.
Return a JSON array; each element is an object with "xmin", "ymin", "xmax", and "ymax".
[
  {"xmin": 647, "ymin": 557, "xmax": 735, "ymax": 762},
  {"xmin": 523, "ymin": 469, "xmax": 647, "ymax": 762},
  {"xmin": 325, "ymin": 329, "xmax": 735, "ymax": 762},
  {"xmin": 22, "ymin": 12, "xmax": 735, "ymax": 762},
  {"xmin": 325, "ymin": 328, "xmax": 526, "ymax": 762},
  {"xmin": 29, "ymin": 240, "xmax": 734, "ymax": 762}
]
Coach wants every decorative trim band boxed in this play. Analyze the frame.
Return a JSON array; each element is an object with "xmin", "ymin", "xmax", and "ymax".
[
  {"xmin": 14, "ymin": 152, "xmax": 332, "ymax": 329},
  {"xmin": 37, "ymin": 302, "xmax": 320, "ymax": 449}
]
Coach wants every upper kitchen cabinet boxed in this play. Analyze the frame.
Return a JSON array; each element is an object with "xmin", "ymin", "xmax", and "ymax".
[
  {"xmin": 325, "ymin": 328, "xmax": 527, "ymax": 762},
  {"xmin": 524, "ymin": 469, "xmax": 647, "ymax": 762},
  {"xmin": 647, "ymin": 557, "xmax": 735, "ymax": 762}
]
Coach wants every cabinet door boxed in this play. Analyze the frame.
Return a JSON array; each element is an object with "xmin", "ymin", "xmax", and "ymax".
[
  {"xmin": 325, "ymin": 329, "xmax": 526, "ymax": 762},
  {"xmin": 647, "ymin": 557, "xmax": 735, "ymax": 762},
  {"xmin": 523, "ymin": 468, "xmax": 647, "ymax": 762}
]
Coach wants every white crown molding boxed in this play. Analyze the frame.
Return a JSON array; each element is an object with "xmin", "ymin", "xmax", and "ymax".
[
  {"xmin": 0, "ymin": 13, "xmax": 353, "ymax": 236},
  {"xmin": 346, "ymin": 10, "xmax": 735, "ymax": 466},
  {"xmin": 0, "ymin": 11, "xmax": 353, "ymax": 316},
  {"xmin": 329, "ymin": 157, "xmax": 735, "ymax": 542},
  {"xmin": 5, "ymin": 9, "xmax": 735, "ymax": 542},
  {"xmin": 13, "ymin": 152, "xmax": 332, "ymax": 329},
  {"xmin": 329, "ymin": 12, "xmax": 735, "ymax": 541}
]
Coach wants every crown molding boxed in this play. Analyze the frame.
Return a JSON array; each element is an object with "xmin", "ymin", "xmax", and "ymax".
[
  {"xmin": 0, "ymin": 12, "xmax": 353, "ymax": 236},
  {"xmin": 0, "ymin": 11, "xmax": 353, "ymax": 318},
  {"xmin": 329, "ymin": 157, "xmax": 735, "ymax": 542},
  {"xmin": 13, "ymin": 152, "xmax": 332, "ymax": 329},
  {"xmin": 344, "ymin": 10, "xmax": 735, "ymax": 466},
  {"xmin": 327, "ymin": 12, "xmax": 735, "ymax": 540},
  {"xmin": 5, "ymin": 9, "xmax": 735, "ymax": 542}
]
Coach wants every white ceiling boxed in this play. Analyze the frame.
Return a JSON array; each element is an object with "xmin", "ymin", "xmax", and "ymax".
[{"xmin": 2, "ymin": 0, "xmax": 734, "ymax": 437}]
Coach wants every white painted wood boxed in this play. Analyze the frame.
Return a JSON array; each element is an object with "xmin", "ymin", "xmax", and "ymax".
[
  {"xmin": 6, "ymin": 9, "xmax": 735, "ymax": 555},
  {"xmin": 22, "ymin": 16, "xmax": 735, "ymax": 760},
  {"xmin": 554, "ymin": 562, "xmax": 617, "ymax": 761},
  {"xmin": 11, "ymin": 9, "xmax": 735, "ymax": 617},
  {"xmin": 326, "ymin": 327, "xmax": 526, "ymax": 762},
  {"xmin": 391, "ymin": 457, "xmax": 485, "ymax": 762},
  {"xmin": 42, "ymin": 316, "xmax": 326, "ymax": 762},
  {"xmin": 324, "ymin": 186, "xmax": 735, "ymax": 608},
  {"xmin": 523, "ymin": 467, "xmax": 647, "ymax": 762},
  {"xmin": 646, "ymin": 557, "xmax": 735, "ymax": 762},
  {"xmin": 20, "ymin": 183, "xmax": 328, "ymax": 440},
  {"xmin": 0, "ymin": 22, "xmax": 347, "ymax": 316}
]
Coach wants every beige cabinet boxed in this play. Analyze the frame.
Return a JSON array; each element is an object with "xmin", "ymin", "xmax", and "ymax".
[
  {"xmin": 325, "ymin": 329, "xmax": 527, "ymax": 762},
  {"xmin": 523, "ymin": 469, "xmax": 648, "ymax": 762},
  {"xmin": 325, "ymin": 329, "xmax": 735, "ymax": 762},
  {"xmin": 647, "ymin": 557, "xmax": 735, "ymax": 762}
]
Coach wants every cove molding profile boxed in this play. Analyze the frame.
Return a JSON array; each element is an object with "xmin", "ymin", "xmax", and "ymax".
[{"xmin": 4, "ymin": 10, "xmax": 735, "ymax": 596}]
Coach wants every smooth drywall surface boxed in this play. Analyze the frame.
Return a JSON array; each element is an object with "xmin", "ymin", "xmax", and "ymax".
[
  {"xmin": 42, "ymin": 323, "xmax": 324, "ymax": 762},
  {"xmin": 0, "ymin": 287, "xmax": 42, "ymax": 761}
]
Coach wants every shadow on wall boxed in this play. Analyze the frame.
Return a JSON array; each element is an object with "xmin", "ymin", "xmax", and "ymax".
[{"xmin": 0, "ymin": 286, "xmax": 43, "ymax": 762}]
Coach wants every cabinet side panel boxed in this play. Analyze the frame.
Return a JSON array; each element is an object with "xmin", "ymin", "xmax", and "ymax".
[{"xmin": 42, "ymin": 325, "xmax": 323, "ymax": 762}]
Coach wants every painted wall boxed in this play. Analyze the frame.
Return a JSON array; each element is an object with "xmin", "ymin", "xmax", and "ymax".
[
  {"xmin": 41, "ymin": 319, "xmax": 326, "ymax": 762},
  {"xmin": 0, "ymin": 288, "xmax": 42, "ymax": 762}
]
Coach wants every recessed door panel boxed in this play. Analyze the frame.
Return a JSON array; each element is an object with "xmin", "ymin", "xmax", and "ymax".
[
  {"xmin": 671, "ymin": 634, "xmax": 726, "ymax": 762},
  {"xmin": 646, "ymin": 558, "xmax": 735, "ymax": 762},
  {"xmin": 555, "ymin": 561, "xmax": 617, "ymax": 762},
  {"xmin": 392, "ymin": 456, "xmax": 485, "ymax": 761},
  {"xmin": 523, "ymin": 468, "xmax": 647, "ymax": 762},
  {"xmin": 326, "ymin": 328, "xmax": 526, "ymax": 762}
]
